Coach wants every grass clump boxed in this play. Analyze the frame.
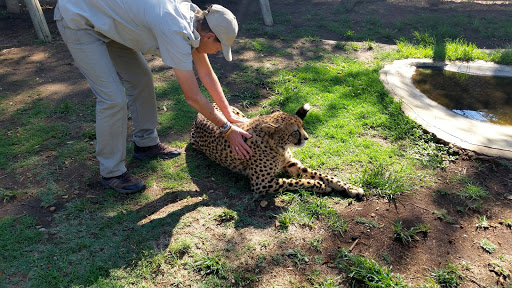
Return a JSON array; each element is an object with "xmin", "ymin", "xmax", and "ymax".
[
  {"xmin": 475, "ymin": 215, "xmax": 490, "ymax": 229},
  {"xmin": 193, "ymin": 254, "xmax": 228, "ymax": 278},
  {"xmin": 215, "ymin": 209, "xmax": 238, "ymax": 224},
  {"xmin": 0, "ymin": 188, "xmax": 20, "ymax": 202},
  {"xmin": 357, "ymin": 162, "xmax": 408, "ymax": 201},
  {"xmin": 433, "ymin": 209, "xmax": 455, "ymax": 224},
  {"xmin": 285, "ymin": 249, "xmax": 310, "ymax": 268},
  {"xmin": 459, "ymin": 182, "xmax": 488, "ymax": 201},
  {"xmin": 167, "ymin": 238, "xmax": 192, "ymax": 262},
  {"xmin": 355, "ymin": 217, "xmax": 382, "ymax": 228},
  {"xmin": 480, "ymin": 239, "xmax": 497, "ymax": 254},
  {"xmin": 502, "ymin": 218, "xmax": 512, "ymax": 229},
  {"xmin": 335, "ymin": 249, "xmax": 410, "ymax": 287},
  {"xmin": 276, "ymin": 191, "xmax": 348, "ymax": 234},
  {"xmin": 309, "ymin": 237, "xmax": 323, "ymax": 252},
  {"xmin": 392, "ymin": 220, "xmax": 430, "ymax": 244},
  {"xmin": 427, "ymin": 263, "xmax": 464, "ymax": 288},
  {"xmin": 307, "ymin": 270, "xmax": 341, "ymax": 287}
]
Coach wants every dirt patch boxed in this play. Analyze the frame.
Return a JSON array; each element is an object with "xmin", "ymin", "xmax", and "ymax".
[{"xmin": 1, "ymin": 1, "xmax": 512, "ymax": 287}]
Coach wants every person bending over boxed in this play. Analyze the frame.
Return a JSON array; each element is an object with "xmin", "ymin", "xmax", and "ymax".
[{"xmin": 55, "ymin": 0, "xmax": 252, "ymax": 194}]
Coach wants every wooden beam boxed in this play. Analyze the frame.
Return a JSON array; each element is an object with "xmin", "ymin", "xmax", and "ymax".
[
  {"xmin": 23, "ymin": 0, "xmax": 52, "ymax": 42},
  {"xmin": 258, "ymin": 0, "xmax": 273, "ymax": 26}
]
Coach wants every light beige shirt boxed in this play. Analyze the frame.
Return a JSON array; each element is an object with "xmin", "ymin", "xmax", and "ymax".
[{"xmin": 55, "ymin": 0, "xmax": 201, "ymax": 70}]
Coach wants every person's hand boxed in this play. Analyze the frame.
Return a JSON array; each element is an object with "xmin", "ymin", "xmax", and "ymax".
[
  {"xmin": 226, "ymin": 112, "xmax": 249, "ymax": 124},
  {"xmin": 226, "ymin": 125, "xmax": 253, "ymax": 159}
]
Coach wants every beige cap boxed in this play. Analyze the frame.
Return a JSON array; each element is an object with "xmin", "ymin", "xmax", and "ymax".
[{"xmin": 205, "ymin": 4, "xmax": 238, "ymax": 61}]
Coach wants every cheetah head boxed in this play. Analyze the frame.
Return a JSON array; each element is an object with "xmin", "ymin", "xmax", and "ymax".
[{"xmin": 262, "ymin": 104, "xmax": 311, "ymax": 149}]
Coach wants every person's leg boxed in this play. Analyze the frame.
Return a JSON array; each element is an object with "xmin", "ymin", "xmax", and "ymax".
[
  {"xmin": 56, "ymin": 21, "xmax": 137, "ymax": 181},
  {"xmin": 106, "ymin": 41, "xmax": 160, "ymax": 147},
  {"xmin": 106, "ymin": 41, "xmax": 181, "ymax": 160}
]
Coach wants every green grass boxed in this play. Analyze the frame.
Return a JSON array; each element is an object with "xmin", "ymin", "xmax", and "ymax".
[
  {"xmin": 1, "ymin": 44, "xmax": 460, "ymax": 287},
  {"xmin": 0, "ymin": 188, "xmax": 20, "ymax": 202},
  {"xmin": 215, "ymin": 208, "xmax": 238, "ymax": 224},
  {"xmin": 475, "ymin": 215, "xmax": 490, "ymax": 229},
  {"xmin": 355, "ymin": 217, "xmax": 382, "ymax": 228},
  {"xmin": 0, "ymin": 50, "xmax": 497, "ymax": 287},
  {"xmin": 392, "ymin": 220, "xmax": 430, "ymax": 245},
  {"xmin": 357, "ymin": 161, "xmax": 408, "ymax": 201},
  {"xmin": 335, "ymin": 249, "xmax": 410, "ymax": 287},
  {"xmin": 427, "ymin": 263, "xmax": 464, "ymax": 288},
  {"xmin": 0, "ymin": 216, "xmax": 45, "ymax": 281},
  {"xmin": 285, "ymin": 249, "xmax": 310, "ymax": 268},
  {"xmin": 459, "ymin": 182, "xmax": 488, "ymax": 201},
  {"xmin": 480, "ymin": 238, "xmax": 497, "ymax": 254},
  {"xmin": 154, "ymin": 80, "xmax": 198, "ymax": 135},
  {"xmin": 380, "ymin": 36, "xmax": 512, "ymax": 64},
  {"xmin": 276, "ymin": 191, "xmax": 348, "ymax": 234},
  {"xmin": 503, "ymin": 218, "xmax": 512, "ymax": 229},
  {"xmin": 193, "ymin": 254, "xmax": 228, "ymax": 278},
  {"xmin": 433, "ymin": 209, "xmax": 455, "ymax": 224},
  {"xmin": 309, "ymin": 237, "xmax": 324, "ymax": 252}
]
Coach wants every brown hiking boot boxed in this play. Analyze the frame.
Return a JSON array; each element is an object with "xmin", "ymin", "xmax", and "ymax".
[
  {"xmin": 133, "ymin": 142, "xmax": 181, "ymax": 160},
  {"xmin": 101, "ymin": 171, "xmax": 146, "ymax": 194}
]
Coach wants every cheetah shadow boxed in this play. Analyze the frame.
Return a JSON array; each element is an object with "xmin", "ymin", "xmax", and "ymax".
[
  {"xmin": 183, "ymin": 143, "xmax": 360, "ymax": 230},
  {"xmin": 184, "ymin": 143, "xmax": 279, "ymax": 229}
]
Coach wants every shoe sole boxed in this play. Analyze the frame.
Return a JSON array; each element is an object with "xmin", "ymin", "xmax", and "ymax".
[
  {"xmin": 133, "ymin": 150, "xmax": 181, "ymax": 160},
  {"xmin": 101, "ymin": 179, "xmax": 146, "ymax": 194}
]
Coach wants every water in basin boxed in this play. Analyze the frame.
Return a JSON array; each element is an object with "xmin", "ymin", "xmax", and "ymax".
[{"xmin": 412, "ymin": 68, "xmax": 512, "ymax": 126}]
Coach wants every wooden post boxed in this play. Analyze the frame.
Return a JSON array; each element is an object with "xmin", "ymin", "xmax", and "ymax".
[
  {"xmin": 258, "ymin": 0, "xmax": 273, "ymax": 26},
  {"xmin": 5, "ymin": 0, "xmax": 20, "ymax": 13},
  {"xmin": 23, "ymin": 0, "xmax": 52, "ymax": 42}
]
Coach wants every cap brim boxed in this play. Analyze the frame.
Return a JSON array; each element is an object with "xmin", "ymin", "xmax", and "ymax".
[{"xmin": 221, "ymin": 43, "xmax": 232, "ymax": 61}]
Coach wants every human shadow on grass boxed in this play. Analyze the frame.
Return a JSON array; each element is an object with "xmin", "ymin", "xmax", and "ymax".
[{"xmin": 19, "ymin": 144, "xmax": 283, "ymax": 287}]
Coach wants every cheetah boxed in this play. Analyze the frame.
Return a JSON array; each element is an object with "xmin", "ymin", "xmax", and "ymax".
[{"xmin": 190, "ymin": 104, "xmax": 364, "ymax": 199}]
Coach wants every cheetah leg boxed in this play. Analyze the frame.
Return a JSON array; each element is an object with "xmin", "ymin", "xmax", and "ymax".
[
  {"xmin": 248, "ymin": 167, "xmax": 332, "ymax": 195},
  {"xmin": 250, "ymin": 177, "xmax": 332, "ymax": 195},
  {"xmin": 282, "ymin": 160, "xmax": 364, "ymax": 199}
]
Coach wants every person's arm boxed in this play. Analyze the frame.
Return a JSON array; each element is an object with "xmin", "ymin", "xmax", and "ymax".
[
  {"xmin": 173, "ymin": 67, "xmax": 253, "ymax": 159},
  {"xmin": 192, "ymin": 49, "xmax": 247, "ymax": 124}
]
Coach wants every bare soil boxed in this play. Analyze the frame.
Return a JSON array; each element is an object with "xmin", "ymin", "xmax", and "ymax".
[{"xmin": 1, "ymin": 0, "xmax": 511, "ymax": 287}]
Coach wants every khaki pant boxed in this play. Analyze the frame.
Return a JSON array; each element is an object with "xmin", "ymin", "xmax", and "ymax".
[{"xmin": 57, "ymin": 19, "xmax": 160, "ymax": 178}]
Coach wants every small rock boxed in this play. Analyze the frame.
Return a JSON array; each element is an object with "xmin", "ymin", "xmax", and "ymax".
[
  {"xmin": 506, "ymin": 194, "xmax": 512, "ymax": 201},
  {"xmin": 260, "ymin": 200, "xmax": 268, "ymax": 208},
  {"xmin": 370, "ymin": 213, "xmax": 376, "ymax": 218},
  {"xmin": 49, "ymin": 207, "xmax": 56, "ymax": 212}
]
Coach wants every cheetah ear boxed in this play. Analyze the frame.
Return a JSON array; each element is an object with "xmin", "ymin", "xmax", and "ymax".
[
  {"xmin": 296, "ymin": 103, "xmax": 311, "ymax": 120},
  {"xmin": 262, "ymin": 123, "xmax": 279, "ymax": 134}
]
